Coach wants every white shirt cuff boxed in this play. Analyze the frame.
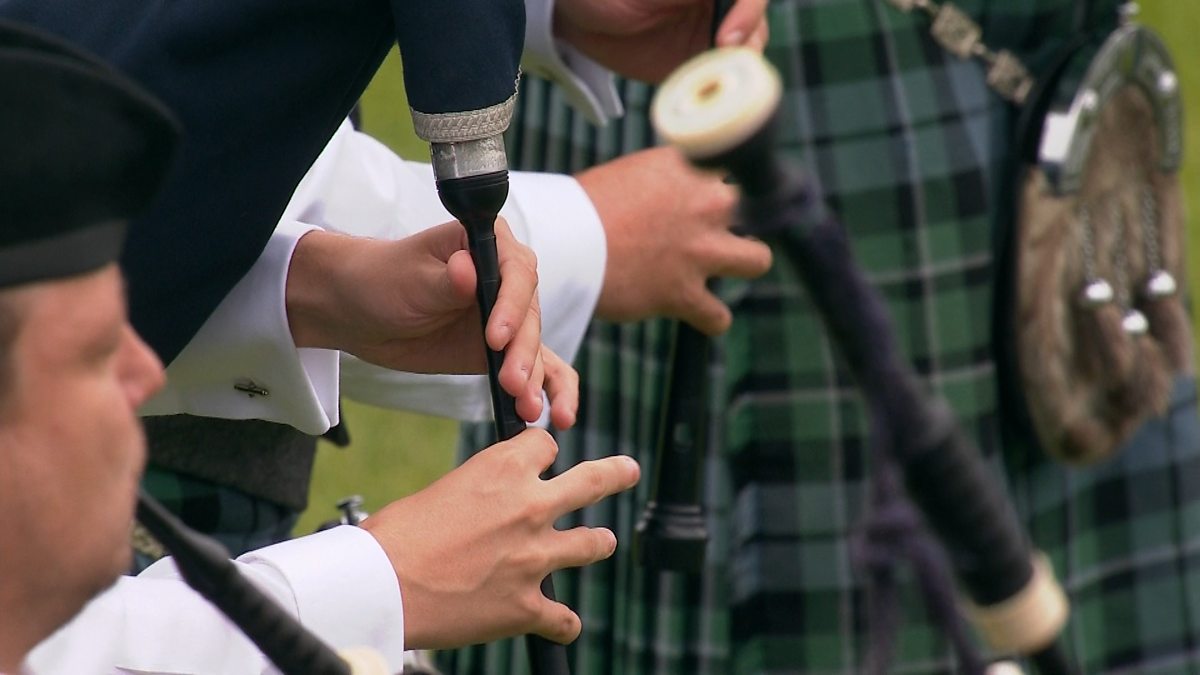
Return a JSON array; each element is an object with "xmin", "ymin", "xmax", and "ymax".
[
  {"xmin": 522, "ymin": 0, "xmax": 623, "ymax": 125},
  {"xmin": 236, "ymin": 526, "xmax": 406, "ymax": 670},
  {"xmin": 139, "ymin": 220, "xmax": 340, "ymax": 435},
  {"xmin": 24, "ymin": 528, "xmax": 403, "ymax": 674}
]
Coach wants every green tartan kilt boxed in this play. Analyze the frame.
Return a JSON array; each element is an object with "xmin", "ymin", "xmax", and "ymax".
[
  {"xmin": 132, "ymin": 466, "xmax": 299, "ymax": 573},
  {"xmin": 441, "ymin": 0, "xmax": 1200, "ymax": 673}
]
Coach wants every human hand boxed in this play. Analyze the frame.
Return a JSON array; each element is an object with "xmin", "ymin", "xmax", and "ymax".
[
  {"xmin": 285, "ymin": 220, "xmax": 564, "ymax": 422},
  {"xmin": 362, "ymin": 428, "xmax": 640, "ymax": 648},
  {"xmin": 553, "ymin": 0, "xmax": 769, "ymax": 82},
  {"xmin": 578, "ymin": 146, "xmax": 772, "ymax": 335},
  {"xmin": 541, "ymin": 345, "xmax": 580, "ymax": 429}
]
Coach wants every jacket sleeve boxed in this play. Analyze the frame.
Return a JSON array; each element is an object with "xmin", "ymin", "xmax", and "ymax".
[{"xmin": 22, "ymin": 526, "xmax": 404, "ymax": 675}]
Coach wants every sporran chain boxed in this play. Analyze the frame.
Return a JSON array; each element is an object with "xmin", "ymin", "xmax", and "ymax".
[{"xmin": 884, "ymin": 0, "xmax": 1033, "ymax": 103}]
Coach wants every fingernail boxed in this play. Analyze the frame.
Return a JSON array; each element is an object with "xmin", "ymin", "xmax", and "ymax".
[{"xmin": 721, "ymin": 30, "xmax": 745, "ymax": 46}]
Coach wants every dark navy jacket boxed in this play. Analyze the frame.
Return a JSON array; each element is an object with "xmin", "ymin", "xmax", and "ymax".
[{"xmin": 0, "ymin": 1, "xmax": 523, "ymax": 363}]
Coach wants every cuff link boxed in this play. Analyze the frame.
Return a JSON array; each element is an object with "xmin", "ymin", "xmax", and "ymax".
[{"xmin": 233, "ymin": 378, "xmax": 270, "ymax": 398}]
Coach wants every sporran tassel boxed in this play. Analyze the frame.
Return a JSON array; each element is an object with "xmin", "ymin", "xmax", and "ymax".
[
  {"xmin": 1140, "ymin": 287, "xmax": 1192, "ymax": 372},
  {"xmin": 1137, "ymin": 185, "xmax": 1193, "ymax": 372},
  {"xmin": 1074, "ymin": 206, "xmax": 1136, "ymax": 383}
]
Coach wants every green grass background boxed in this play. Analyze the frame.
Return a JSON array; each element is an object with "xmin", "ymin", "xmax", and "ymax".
[{"xmin": 295, "ymin": 4, "xmax": 1200, "ymax": 533}]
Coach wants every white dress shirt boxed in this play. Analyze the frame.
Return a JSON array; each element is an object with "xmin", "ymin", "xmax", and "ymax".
[{"xmin": 23, "ymin": 527, "xmax": 403, "ymax": 674}]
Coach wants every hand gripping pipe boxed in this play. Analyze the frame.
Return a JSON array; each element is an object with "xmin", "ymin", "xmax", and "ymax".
[
  {"xmin": 651, "ymin": 48, "xmax": 1075, "ymax": 674},
  {"xmin": 391, "ymin": 2, "xmax": 567, "ymax": 673},
  {"xmin": 136, "ymin": 491, "xmax": 388, "ymax": 675}
]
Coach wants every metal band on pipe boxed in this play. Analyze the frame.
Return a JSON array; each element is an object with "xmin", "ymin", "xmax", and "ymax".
[{"xmin": 964, "ymin": 555, "xmax": 1070, "ymax": 654}]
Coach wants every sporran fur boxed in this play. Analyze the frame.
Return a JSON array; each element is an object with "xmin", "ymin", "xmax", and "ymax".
[{"xmin": 1014, "ymin": 50, "xmax": 1191, "ymax": 463}]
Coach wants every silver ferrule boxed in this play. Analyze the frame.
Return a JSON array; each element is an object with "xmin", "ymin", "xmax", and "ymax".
[{"xmin": 430, "ymin": 135, "xmax": 509, "ymax": 181}]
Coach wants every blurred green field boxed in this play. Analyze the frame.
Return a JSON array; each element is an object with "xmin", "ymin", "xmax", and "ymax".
[{"xmin": 295, "ymin": 4, "xmax": 1200, "ymax": 534}]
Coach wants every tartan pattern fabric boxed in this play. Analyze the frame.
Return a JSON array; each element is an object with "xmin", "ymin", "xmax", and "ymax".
[
  {"xmin": 442, "ymin": 1, "xmax": 1200, "ymax": 673},
  {"xmin": 130, "ymin": 466, "xmax": 300, "ymax": 574}
]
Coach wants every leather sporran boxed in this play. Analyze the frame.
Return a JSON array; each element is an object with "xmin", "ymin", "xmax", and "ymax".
[{"xmin": 1007, "ymin": 22, "xmax": 1192, "ymax": 463}]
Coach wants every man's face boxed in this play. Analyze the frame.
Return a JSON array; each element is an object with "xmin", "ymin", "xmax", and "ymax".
[{"xmin": 0, "ymin": 264, "xmax": 164, "ymax": 638}]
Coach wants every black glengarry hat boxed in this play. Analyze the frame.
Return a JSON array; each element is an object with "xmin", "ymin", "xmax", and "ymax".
[{"xmin": 0, "ymin": 19, "xmax": 178, "ymax": 289}]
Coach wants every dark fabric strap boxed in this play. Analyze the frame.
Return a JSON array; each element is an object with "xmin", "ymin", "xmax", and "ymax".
[{"xmin": 144, "ymin": 414, "xmax": 317, "ymax": 512}]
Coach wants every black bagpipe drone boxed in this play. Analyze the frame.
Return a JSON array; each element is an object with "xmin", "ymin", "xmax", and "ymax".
[{"xmin": 639, "ymin": 47, "xmax": 1079, "ymax": 674}]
